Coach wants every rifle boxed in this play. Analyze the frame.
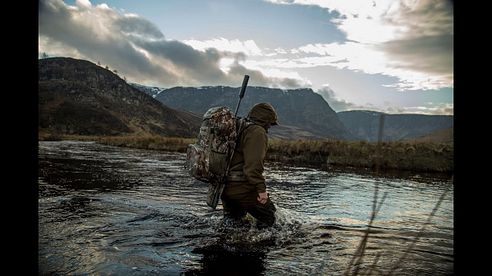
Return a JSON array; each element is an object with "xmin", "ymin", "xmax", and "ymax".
[
  {"xmin": 206, "ymin": 75, "xmax": 250, "ymax": 209},
  {"xmin": 234, "ymin": 75, "xmax": 249, "ymax": 116}
]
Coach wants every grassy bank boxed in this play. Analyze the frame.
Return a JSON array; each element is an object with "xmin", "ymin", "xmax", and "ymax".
[
  {"xmin": 268, "ymin": 139, "xmax": 453, "ymax": 173},
  {"xmin": 39, "ymin": 132, "xmax": 195, "ymax": 152},
  {"xmin": 39, "ymin": 134, "xmax": 453, "ymax": 174},
  {"xmin": 95, "ymin": 135, "xmax": 195, "ymax": 152}
]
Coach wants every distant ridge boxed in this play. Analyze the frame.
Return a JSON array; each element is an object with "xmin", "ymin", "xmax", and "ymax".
[
  {"xmin": 134, "ymin": 85, "xmax": 354, "ymax": 140},
  {"xmin": 39, "ymin": 57, "xmax": 201, "ymax": 137},
  {"xmin": 337, "ymin": 110, "xmax": 453, "ymax": 142}
]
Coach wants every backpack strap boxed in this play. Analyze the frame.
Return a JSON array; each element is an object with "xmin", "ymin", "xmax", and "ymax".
[{"xmin": 236, "ymin": 117, "xmax": 257, "ymax": 139}]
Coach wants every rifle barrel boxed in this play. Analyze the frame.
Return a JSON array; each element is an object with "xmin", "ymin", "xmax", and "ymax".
[{"xmin": 234, "ymin": 75, "xmax": 249, "ymax": 116}]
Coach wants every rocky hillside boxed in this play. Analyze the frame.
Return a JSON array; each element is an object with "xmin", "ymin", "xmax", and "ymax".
[
  {"xmin": 138, "ymin": 86, "xmax": 354, "ymax": 140},
  {"xmin": 337, "ymin": 110, "xmax": 453, "ymax": 142},
  {"xmin": 39, "ymin": 57, "xmax": 201, "ymax": 137}
]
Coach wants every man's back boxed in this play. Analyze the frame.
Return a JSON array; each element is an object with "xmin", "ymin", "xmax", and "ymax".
[{"xmin": 228, "ymin": 123, "xmax": 268, "ymax": 195}]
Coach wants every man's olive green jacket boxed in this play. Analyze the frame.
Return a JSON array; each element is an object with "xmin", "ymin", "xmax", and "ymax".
[{"xmin": 227, "ymin": 123, "xmax": 268, "ymax": 194}]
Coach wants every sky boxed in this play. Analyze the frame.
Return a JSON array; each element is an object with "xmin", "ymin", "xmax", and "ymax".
[{"xmin": 39, "ymin": 0, "xmax": 453, "ymax": 115}]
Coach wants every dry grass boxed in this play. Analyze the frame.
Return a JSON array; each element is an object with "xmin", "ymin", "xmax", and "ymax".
[
  {"xmin": 267, "ymin": 139, "xmax": 453, "ymax": 173},
  {"xmin": 39, "ymin": 133, "xmax": 196, "ymax": 153},
  {"xmin": 95, "ymin": 135, "xmax": 196, "ymax": 152}
]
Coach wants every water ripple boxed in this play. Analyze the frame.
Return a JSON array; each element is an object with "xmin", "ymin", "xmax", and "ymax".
[{"xmin": 39, "ymin": 141, "xmax": 453, "ymax": 275}]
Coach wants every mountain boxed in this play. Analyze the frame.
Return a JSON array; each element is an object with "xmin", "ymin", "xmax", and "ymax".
[
  {"xmin": 39, "ymin": 57, "xmax": 201, "ymax": 137},
  {"xmin": 130, "ymin": 83, "xmax": 162, "ymax": 98},
  {"xmin": 337, "ymin": 110, "xmax": 453, "ymax": 142},
  {"xmin": 137, "ymin": 85, "xmax": 354, "ymax": 140}
]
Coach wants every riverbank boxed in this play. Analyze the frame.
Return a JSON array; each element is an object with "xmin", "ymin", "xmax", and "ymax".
[
  {"xmin": 268, "ymin": 139, "xmax": 453, "ymax": 174},
  {"xmin": 38, "ymin": 133, "xmax": 453, "ymax": 174}
]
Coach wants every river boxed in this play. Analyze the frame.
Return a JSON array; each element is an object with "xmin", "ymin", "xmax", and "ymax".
[{"xmin": 38, "ymin": 141, "xmax": 453, "ymax": 275}]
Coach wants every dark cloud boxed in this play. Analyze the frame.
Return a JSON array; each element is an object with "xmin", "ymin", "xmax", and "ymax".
[
  {"xmin": 382, "ymin": 34, "xmax": 452, "ymax": 76},
  {"xmin": 387, "ymin": 1, "xmax": 453, "ymax": 37},
  {"xmin": 39, "ymin": 0, "xmax": 177, "ymax": 85},
  {"xmin": 228, "ymin": 63, "xmax": 304, "ymax": 88},
  {"xmin": 38, "ymin": 0, "xmax": 304, "ymax": 88},
  {"xmin": 133, "ymin": 39, "xmax": 228, "ymax": 85},
  {"xmin": 380, "ymin": 0, "xmax": 453, "ymax": 80}
]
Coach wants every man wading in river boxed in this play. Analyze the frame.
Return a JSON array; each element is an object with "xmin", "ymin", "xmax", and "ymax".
[{"xmin": 221, "ymin": 103, "xmax": 278, "ymax": 229}]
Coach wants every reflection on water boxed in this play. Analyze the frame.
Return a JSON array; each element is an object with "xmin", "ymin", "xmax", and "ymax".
[{"xmin": 38, "ymin": 141, "xmax": 453, "ymax": 275}]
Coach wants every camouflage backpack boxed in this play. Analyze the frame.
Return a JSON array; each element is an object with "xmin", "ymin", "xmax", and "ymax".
[
  {"xmin": 186, "ymin": 106, "xmax": 254, "ymax": 209},
  {"xmin": 186, "ymin": 106, "xmax": 239, "ymax": 184}
]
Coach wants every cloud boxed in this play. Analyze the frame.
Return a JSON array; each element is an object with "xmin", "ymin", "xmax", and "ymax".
[
  {"xmin": 315, "ymin": 85, "xmax": 360, "ymax": 112},
  {"xmin": 39, "ymin": 0, "xmax": 304, "ymax": 88},
  {"xmin": 227, "ymin": 63, "xmax": 309, "ymax": 88},
  {"xmin": 384, "ymin": 103, "xmax": 454, "ymax": 115},
  {"xmin": 352, "ymin": 101, "xmax": 454, "ymax": 115},
  {"xmin": 182, "ymin": 38, "xmax": 263, "ymax": 56},
  {"xmin": 314, "ymin": 85, "xmax": 453, "ymax": 115},
  {"xmin": 181, "ymin": 38, "xmax": 312, "ymax": 87},
  {"xmin": 377, "ymin": 1, "xmax": 453, "ymax": 90},
  {"xmin": 75, "ymin": 0, "xmax": 92, "ymax": 8},
  {"xmin": 264, "ymin": 0, "xmax": 453, "ymax": 91}
]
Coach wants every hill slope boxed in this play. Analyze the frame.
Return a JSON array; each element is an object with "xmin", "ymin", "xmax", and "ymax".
[
  {"xmin": 409, "ymin": 127, "xmax": 454, "ymax": 143},
  {"xmin": 39, "ymin": 57, "xmax": 201, "ymax": 137}
]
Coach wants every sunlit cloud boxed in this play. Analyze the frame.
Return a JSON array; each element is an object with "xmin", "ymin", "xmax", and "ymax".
[
  {"xmin": 182, "ymin": 38, "xmax": 263, "ymax": 56},
  {"xmin": 75, "ymin": 0, "xmax": 91, "ymax": 8},
  {"xmin": 264, "ymin": 0, "xmax": 453, "ymax": 91}
]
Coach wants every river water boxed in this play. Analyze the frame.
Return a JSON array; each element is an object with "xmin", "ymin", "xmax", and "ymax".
[{"xmin": 38, "ymin": 141, "xmax": 453, "ymax": 275}]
